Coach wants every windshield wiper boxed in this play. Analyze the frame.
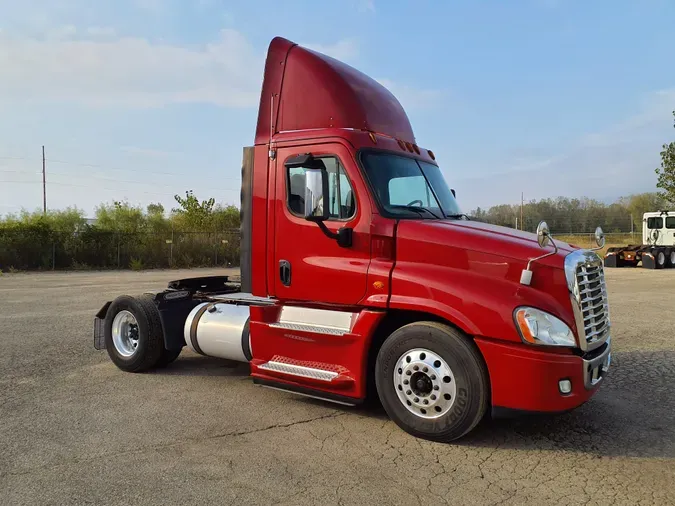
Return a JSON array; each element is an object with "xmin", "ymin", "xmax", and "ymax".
[
  {"xmin": 446, "ymin": 213, "xmax": 471, "ymax": 220},
  {"xmin": 393, "ymin": 205, "xmax": 442, "ymax": 219}
]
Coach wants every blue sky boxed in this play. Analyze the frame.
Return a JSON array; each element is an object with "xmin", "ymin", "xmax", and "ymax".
[{"xmin": 1, "ymin": 0, "xmax": 674, "ymax": 217}]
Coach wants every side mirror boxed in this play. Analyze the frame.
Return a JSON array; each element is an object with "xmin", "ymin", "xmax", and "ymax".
[
  {"xmin": 536, "ymin": 221, "xmax": 551, "ymax": 248},
  {"xmin": 593, "ymin": 226, "xmax": 606, "ymax": 250},
  {"xmin": 521, "ymin": 220, "xmax": 558, "ymax": 286},
  {"xmin": 451, "ymin": 188, "xmax": 456, "ymax": 198},
  {"xmin": 303, "ymin": 168, "xmax": 329, "ymax": 222}
]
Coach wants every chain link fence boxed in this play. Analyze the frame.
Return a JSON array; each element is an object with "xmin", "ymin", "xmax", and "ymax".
[
  {"xmin": 0, "ymin": 229, "xmax": 241, "ymax": 271},
  {"xmin": 0, "ymin": 220, "xmax": 642, "ymax": 272}
]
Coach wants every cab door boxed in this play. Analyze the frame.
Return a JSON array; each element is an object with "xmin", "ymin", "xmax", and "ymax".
[{"xmin": 273, "ymin": 142, "xmax": 370, "ymax": 305}]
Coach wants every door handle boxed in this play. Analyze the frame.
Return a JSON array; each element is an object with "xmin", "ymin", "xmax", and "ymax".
[{"xmin": 279, "ymin": 260, "xmax": 291, "ymax": 286}]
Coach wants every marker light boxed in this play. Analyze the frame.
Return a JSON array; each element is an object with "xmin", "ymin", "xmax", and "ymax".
[
  {"xmin": 558, "ymin": 379, "xmax": 572, "ymax": 394},
  {"xmin": 514, "ymin": 307, "xmax": 576, "ymax": 347}
]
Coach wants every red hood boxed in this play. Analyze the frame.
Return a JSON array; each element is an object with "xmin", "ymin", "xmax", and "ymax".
[{"xmin": 396, "ymin": 219, "xmax": 576, "ymax": 268}]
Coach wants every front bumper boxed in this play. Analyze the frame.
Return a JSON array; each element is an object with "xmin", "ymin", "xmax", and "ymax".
[{"xmin": 476, "ymin": 337, "xmax": 610, "ymax": 414}]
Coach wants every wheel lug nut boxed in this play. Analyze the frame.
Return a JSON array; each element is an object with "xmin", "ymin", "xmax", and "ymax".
[
  {"xmin": 423, "ymin": 399, "xmax": 429, "ymax": 405},
  {"xmin": 403, "ymin": 379, "xmax": 409, "ymax": 385},
  {"xmin": 406, "ymin": 371, "xmax": 412, "ymax": 376},
  {"xmin": 430, "ymin": 394, "xmax": 436, "ymax": 400},
  {"xmin": 423, "ymin": 367, "xmax": 428, "ymax": 373},
  {"xmin": 414, "ymin": 397, "xmax": 419, "ymax": 402},
  {"xmin": 413, "ymin": 365, "xmax": 419, "ymax": 371},
  {"xmin": 433, "ymin": 385, "xmax": 439, "ymax": 391},
  {"xmin": 406, "ymin": 390, "xmax": 412, "ymax": 395},
  {"xmin": 430, "ymin": 375, "xmax": 436, "ymax": 380}
]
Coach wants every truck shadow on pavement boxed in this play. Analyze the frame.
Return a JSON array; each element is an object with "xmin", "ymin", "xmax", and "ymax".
[
  {"xmin": 153, "ymin": 355, "xmax": 250, "ymax": 377},
  {"xmin": 453, "ymin": 350, "xmax": 675, "ymax": 459},
  {"xmin": 155, "ymin": 349, "xmax": 674, "ymax": 458},
  {"xmin": 337, "ymin": 350, "xmax": 675, "ymax": 459}
]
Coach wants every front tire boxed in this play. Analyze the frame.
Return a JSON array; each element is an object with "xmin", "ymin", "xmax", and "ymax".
[
  {"xmin": 104, "ymin": 295, "xmax": 165, "ymax": 372},
  {"xmin": 375, "ymin": 322, "xmax": 489, "ymax": 442}
]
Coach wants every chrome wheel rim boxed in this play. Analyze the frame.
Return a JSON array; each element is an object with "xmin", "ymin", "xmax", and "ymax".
[
  {"xmin": 112, "ymin": 310, "xmax": 140, "ymax": 357},
  {"xmin": 393, "ymin": 348, "xmax": 456, "ymax": 419},
  {"xmin": 658, "ymin": 251, "xmax": 665, "ymax": 265},
  {"xmin": 670, "ymin": 252, "xmax": 675, "ymax": 265}
]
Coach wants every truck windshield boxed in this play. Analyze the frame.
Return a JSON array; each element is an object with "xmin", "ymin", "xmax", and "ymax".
[{"xmin": 361, "ymin": 151, "xmax": 462, "ymax": 219}]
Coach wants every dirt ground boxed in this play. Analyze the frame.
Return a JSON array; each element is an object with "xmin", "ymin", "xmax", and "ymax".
[{"xmin": 1, "ymin": 267, "xmax": 674, "ymax": 505}]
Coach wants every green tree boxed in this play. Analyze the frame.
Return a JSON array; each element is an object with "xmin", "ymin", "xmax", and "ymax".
[
  {"xmin": 621, "ymin": 193, "xmax": 666, "ymax": 230},
  {"xmin": 95, "ymin": 201, "xmax": 147, "ymax": 233},
  {"xmin": 146, "ymin": 203, "xmax": 165, "ymax": 216},
  {"xmin": 172, "ymin": 190, "xmax": 216, "ymax": 230},
  {"xmin": 656, "ymin": 110, "xmax": 675, "ymax": 205}
]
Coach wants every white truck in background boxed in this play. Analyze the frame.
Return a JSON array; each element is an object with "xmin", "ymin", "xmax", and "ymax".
[{"xmin": 604, "ymin": 211, "xmax": 675, "ymax": 269}]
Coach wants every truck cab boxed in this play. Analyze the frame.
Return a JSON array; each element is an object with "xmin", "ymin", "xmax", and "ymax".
[
  {"xmin": 94, "ymin": 37, "xmax": 612, "ymax": 442},
  {"xmin": 643, "ymin": 211, "xmax": 675, "ymax": 246}
]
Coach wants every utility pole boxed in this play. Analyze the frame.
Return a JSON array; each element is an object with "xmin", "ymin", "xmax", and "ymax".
[
  {"xmin": 42, "ymin": 146, "xmax": 47, "ymax": 215},
  {"xmin": 520, "ymin": 192, "xmax": 524, "ymax": 231}
]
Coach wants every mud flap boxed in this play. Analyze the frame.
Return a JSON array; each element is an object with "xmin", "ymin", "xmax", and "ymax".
[
  {"xmin": 641, "ymin": 254, "xmax": 656, "ymax": 269},
  {"xmin": 93, "ymin": 301, "xmax": 112, "ymax": 350},
  {"xmin": 603, "ymin": 254, "xmax": 621, "ymax": 268}
]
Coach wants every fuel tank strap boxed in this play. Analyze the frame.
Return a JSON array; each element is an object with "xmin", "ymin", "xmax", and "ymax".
[{"xmin": 189, "ymin": 303, "xmax": 212, "ymax": 355}]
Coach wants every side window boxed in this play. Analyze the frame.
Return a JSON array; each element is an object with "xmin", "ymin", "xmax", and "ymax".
[
  {"xmin": 647, "ymin": 217, "xmax": 664, "ymax": 229},
  {"xmin": 286, "ymin": 156, "xmax": 356, "ymax": 220},
  {"xmin": 666, "ymin": 217, "xmax": 675, "ymax": 229}
]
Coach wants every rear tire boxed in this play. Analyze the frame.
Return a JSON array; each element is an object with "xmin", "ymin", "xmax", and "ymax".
[
  {"xmin": 375, "ymin": 322, "xmax": 489, "ymax": 442},
  {"xmin": 104, "ymin": 295, "xmax": 165, "ymax": 372},
  {"xmin": 655, "ymin": 248, "xmax": 667, "ymax": 269},
  {"xmin": 666, "ymin": 248, "xmax": 675, "ymax": 268}
]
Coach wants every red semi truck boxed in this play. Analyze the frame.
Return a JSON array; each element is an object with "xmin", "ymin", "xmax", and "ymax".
[{"xmin": 94, "ymin": 37, "xmax": 612, "ymax": 442}]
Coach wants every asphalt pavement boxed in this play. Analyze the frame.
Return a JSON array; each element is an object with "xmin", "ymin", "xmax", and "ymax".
[{"xmin": 1, "ymin": 268, "xmax": 674, "ymax": 505}]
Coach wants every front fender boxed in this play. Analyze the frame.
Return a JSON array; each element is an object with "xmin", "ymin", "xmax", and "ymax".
[{"xmin": 389, "ymin": 259, "xmax": 573, "ymax": 343}]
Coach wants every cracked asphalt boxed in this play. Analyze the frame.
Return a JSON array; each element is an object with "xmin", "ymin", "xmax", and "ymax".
[{"xmin": 1, "ymin": 268, "xmax": 674, "ymax": 505}]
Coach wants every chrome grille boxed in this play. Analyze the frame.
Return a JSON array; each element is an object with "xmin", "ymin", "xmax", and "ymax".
[{"xmin": 564, "ymin": 250, "xmax": 610, "ymax": 351}]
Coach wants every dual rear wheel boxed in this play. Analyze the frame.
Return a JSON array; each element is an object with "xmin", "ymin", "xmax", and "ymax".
[{"xmin": 105, "ymin": 295, "xmax": 181, "ymax": 372}]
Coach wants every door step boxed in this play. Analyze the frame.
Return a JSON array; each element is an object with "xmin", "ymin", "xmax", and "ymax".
[{"xmin": 258, "ymin": 360, "xmax": 338, "ymax": 381}]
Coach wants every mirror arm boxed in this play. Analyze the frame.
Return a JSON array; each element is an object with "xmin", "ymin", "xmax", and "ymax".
[
  {"xmin": 315, "ymin": 221, "xmax": 353, "ymax": 248},
  {"xmin": 316, "ymin": 221, "xmax": 338, "ymax": 240},
  {"xmin": 526, "ymin": 237, "xmax": 559, "ymax": 272}
]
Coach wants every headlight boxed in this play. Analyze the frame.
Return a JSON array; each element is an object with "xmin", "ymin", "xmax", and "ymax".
[{"xmin": 514, "ymin": 307, "xmax": 576, "ymax": 347}]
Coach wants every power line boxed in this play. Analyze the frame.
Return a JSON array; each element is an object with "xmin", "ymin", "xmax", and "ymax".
[
  {"xmin": 0, "ymin": 179, "xmax": 239, "ymax": 198},
  {"xmin": 46, "ymin": 158, "xmax": 242, "ymax": 181},
  {"xmin": 0, "ymin": 167, "xmax": 241, "ymax": 192}
]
